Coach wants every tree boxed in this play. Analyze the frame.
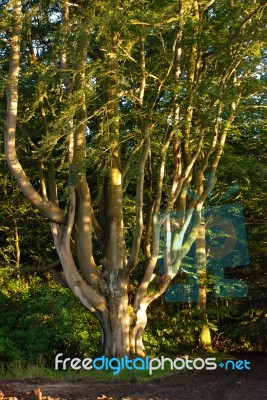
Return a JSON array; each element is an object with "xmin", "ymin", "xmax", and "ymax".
[{"xmin": 2, "ymin": 0, "xmax": 266, "ymax": 357}]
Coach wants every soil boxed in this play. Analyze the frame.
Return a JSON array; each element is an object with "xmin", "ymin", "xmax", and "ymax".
[{"xmin": 0, "ymin": 355, "xmax": 266, "ymax": 400}]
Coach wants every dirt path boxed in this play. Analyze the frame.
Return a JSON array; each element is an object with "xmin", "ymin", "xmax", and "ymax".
[{"xmin": 0, "ymin": 355, "xmax": 266, "ymax": 400}]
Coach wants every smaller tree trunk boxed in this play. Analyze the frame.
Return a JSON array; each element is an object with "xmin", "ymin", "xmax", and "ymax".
[
  {"xmin": 13, "ymin": 220, "xmax": 20, "ymax": 267},
  {"xmin": 196, "ymin": 220, "xmax": 212, "ymax": 350}
]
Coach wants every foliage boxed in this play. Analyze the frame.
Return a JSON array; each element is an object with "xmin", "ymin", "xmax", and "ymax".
[
  {"xmin": 211, "ymin": 102, "xmax": 267, "ymax": 353},
  {"xmin": 0, "ymin": 269, "xmax": 101, "ymax": 366}
]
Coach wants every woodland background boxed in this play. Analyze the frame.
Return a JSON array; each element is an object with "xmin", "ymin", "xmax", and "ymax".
[{"xmin": 0, "ymin": 0, "xmax": 266, "ymax": 370}]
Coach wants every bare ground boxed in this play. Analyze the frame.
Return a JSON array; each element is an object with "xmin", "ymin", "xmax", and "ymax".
[{"xmin": 0, "ymin": 355, "xmax": 266, "ymax": 400}]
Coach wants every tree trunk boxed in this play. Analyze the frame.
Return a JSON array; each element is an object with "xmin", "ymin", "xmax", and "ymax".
[
  {"xmin": 196, "ymin": 219, "xmax": 212, "ymax": 350},
  {"xmin": 100, "ymin": 299, "xmax": 147, "ymax": 358}
]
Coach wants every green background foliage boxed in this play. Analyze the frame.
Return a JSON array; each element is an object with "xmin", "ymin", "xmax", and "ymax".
[{"xmin": 0, "ymin": 269, "xmax": 101, "ymax": 366}]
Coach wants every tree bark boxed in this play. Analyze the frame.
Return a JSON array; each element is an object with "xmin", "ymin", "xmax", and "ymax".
[{"xmin": 196, "ymin": 218, "xmax": 212, "ymax": 350}]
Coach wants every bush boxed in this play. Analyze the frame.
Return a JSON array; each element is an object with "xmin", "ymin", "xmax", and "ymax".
[{"xmin": 0, "ymin": 268, "xmax": 101, "ymax": 367}]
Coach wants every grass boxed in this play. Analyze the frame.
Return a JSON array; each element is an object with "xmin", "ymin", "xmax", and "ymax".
[{"xmin": 0, "ymin": 359, "xmax": 174, "ymax": 382}]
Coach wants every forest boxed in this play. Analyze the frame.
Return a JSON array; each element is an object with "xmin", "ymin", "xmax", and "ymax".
[{"xmin": 0, "ymin": 0, "xmax": 266, "ymax": 375}]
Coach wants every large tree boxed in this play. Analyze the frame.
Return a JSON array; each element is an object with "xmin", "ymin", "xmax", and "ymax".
[{"xmin": 2, "ymin": 0, "xmax": 266, "ymax": 357}]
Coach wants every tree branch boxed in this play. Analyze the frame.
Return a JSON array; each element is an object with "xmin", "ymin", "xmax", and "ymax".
[{"xmin": 4, "ymin": 1, "xmax": 65, "ymax": 224}]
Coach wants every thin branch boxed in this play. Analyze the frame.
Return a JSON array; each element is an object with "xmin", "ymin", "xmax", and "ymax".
[
  {"xmin": 121, "ymin": 140, "xmax": 144, "ymax": 183},
  {"xmin": 125, "ymin": 133, "xmax": 151, "ymax": 275}
]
